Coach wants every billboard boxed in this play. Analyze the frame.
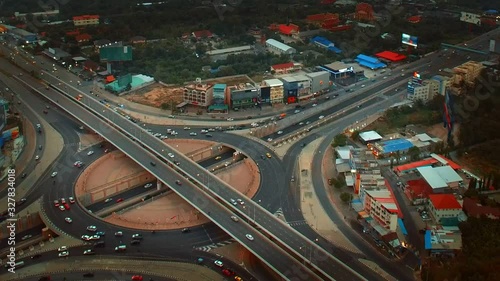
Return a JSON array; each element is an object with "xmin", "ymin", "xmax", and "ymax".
[
  {"xmin": 402, "ymin": 33, "xmax": 418, "ymax": 47},
  {"xmin": 99, "ymin": 46, "xmax": 133, "ymax": 62},
  {"xmin": 2, "ymin": 127, "xmax": 19, "ymax": 142},
  {"xmin": 460, "ymin": 12, "xmax": 481, "ymax": 25}
]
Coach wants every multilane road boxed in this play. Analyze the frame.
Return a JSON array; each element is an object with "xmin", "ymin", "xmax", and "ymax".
[{"xmin": 15, "ymin": 74, "xmax": 329, "ymax": 281}]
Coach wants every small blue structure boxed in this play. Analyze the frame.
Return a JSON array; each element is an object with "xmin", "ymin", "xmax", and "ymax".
[
  {"xmin": 355, "ymin": 54, "xmax": 386, "ymax": 69},
  {"xmin": 397, "ymin": 218, "xmax": 408, "ymax": 236},
  {"xmin": 310, "ymin": 36, "xmax": 342, "ymax": 54}
]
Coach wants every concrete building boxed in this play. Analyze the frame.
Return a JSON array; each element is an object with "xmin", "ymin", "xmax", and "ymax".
[
  {"xmin": 280, "ymin": 75, "xmax": 311, "ymax": 103},
  {"xmin": 369, "ymin": 138, "xmax": 414, "ymax": 158},
  {"xmin": 208, "ymin": 84, "xmax": 229, "ymax": 113},
  {"xmin": 183, "ymin": 83, "xmax": 214, "ymax": 107},
  {"xmin": 14, "ymin": 10, "xmax": 59, "ymax": 19},
  {"xmin": 263, "ymin": 79, "xmax": 284, "ymax": 104},
  {"xmin": 306, "ymin": 71, "xmax": 330, "ymax": 95},
  {"xmin": 206, "ymin": 46, "xmax": 252, "ymax": 56},
  {"xmin": 73, "ymin": 15, "xmax": 100, "ymax": 26},
  {"xmin": 407, "ymin": 72, "xmax": 452, "ymax": 102},
  {"xmin": 319, "ymin": 61, "xmax": 354, "ymax": 80},
  {"xmin": 417, "ymin": 166, "xmax": 463, "ymax": 193},
  {"xmin": 449, "ymin": 61, "xmax": 485, "ymax": 94},
  {"xmin": 229, "ymin": 83, "xmax": 259, "ymax": 109},
  {"xmin": 424, "ymin": 226, "xmax": 462, "ymax": 258},
  {"xmin": 427, "ymin": 194, "xmax": 462, "ymax": 223},
  {"xmin": 9, "ymin": 28, "xmax": 37, "ymax": 44},
  {"xmin": 361, "ymin": 189, "xmax": 400, "ymax": 231},
  {"xmin": 265, "ymin": 39, "xmax": 296, "ymax": 55},
  {"xmin": 358, "ymin": 130, "xmax": 383, "ymax": 144}
]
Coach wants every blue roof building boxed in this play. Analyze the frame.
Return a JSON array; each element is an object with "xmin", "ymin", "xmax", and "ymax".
[
  {"xmin": 372, "ymin": 138, "xmax": 414, "ymax": 157},
  {"xmin": 310, "ymin": 36, "xmax": 342, "ymax": 54},
  {"xmin": 355, "ymin": 54, "xmax": 387, "ymax": 70}
]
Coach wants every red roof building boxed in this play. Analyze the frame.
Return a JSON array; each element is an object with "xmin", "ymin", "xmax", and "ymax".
[
  {"xmin": 271, "ymin": 62, "xmax": 295, "ymax": 74},
  {"xmin": 73, "ymin": 15, "xmax": 100, "ymax": 26},
  {"xmin": 192, "ymin": 30, "xmax": 213, "ymax": 39},
  {"xmin": 463, "ymin": 198, "xmax": 500, "ymax": 219},
  {"xmin": 375, "ymin": 51, "xmax": 407, "ymax": 62},
  {"xmin": 354, "ymin": 3, "xmax": 375, "ymax": 21},
  {"xmin": 75, "ymin": 33, "xmax": 92, "ymax": 43},
  {"xmin": 404, "ymin": 179, "xmax": 434, "ymax": 204},
  {"xmin": 306, "ymin": 13, "xmax": 338, "ymax": 23},
  {"xmin": 278, "ymin": 24, "xmax": 299, "ymax": 35},
  {"xmin": 429, "ymin": 194, "xmax": 462, "ymax": 210},
  {"xmin": 408, "ymin": 15, "xmax": 422, "ymax": 23},
  {"xmin": 66, "ymin": 30, "xmax": 80, "ymax": 37},
  {"xmin": 394, "ymin": 158, "xmax": 438, "ymax": 175}
]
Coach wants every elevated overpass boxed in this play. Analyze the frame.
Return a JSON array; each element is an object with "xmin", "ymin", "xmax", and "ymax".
[{"xmin": 16, "ymin": 72, "xmax": 367, "ymax": 281}]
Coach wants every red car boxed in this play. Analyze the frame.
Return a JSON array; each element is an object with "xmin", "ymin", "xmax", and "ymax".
[
  {"xmin": 116, "ymin": 198, "xmax": 124, "ymax": 203},
  {"xmin": 64, "ymin": 203, "xmax": 70, "ymax": 210},
  {"xmin": 222, "ymin": 269, "xmax": 234, "ymax": 276},
  {"xmin": 131, "ymin": 276, "xmax": 143, "ymax": 281}
]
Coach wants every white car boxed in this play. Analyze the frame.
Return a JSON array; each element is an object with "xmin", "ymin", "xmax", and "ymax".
[
  {"xmin": 168, "ymin": 153, "xmax": 174, "ymax": 158},
  {"xmin": 237, "ymin": 199, "xmax": 244, "ymax": 205},
  {"xmin": 294, "ymin": 109, "xmax": 301, "ymax": 114},
  {"xmin": 87, "ymin": 150, "xmax": 94, "ymax": 156},
  {"xmin": 144, "ymin": 183, "xmax": 153, "ymax": 188},
  {"xmin": 58, "ymin": 251, "xmax": 69, "ymax": 257},
  {"xmin": 318, "ymin": 115, "xmax": 324, "ymax": 119},
  {"xmin": 65, "ymin": 217, "xmax": 72, "ymax": 223},
  {"xmin": 35, "ymin": 155, "xmax": 40, "ymax": 160},
  {"xmin": 83, "ymin": 249, "xmax": 95, "ymax": 255},
  {"xmin": 200, "ymin": 129, "xmax": 208, "ymax": 134},
  {"xmin": 104, "ymin": 198, "xmax": 113, "ymax": 203},
  {"xmin": 51, "ymin": 172, "xmax": 58, "ymax": 177},
  {"xmin": 183, "ymin": 127, "xmax": 190, "ymax": 130},
  {"xmin": 214, "ymin": 260, "xmax": 223, "ymax": 267},
  {"xmin": 231, "ymin": 216, "xmax": 239, "ymax": 222},
  {"xmin": 277, "ymin": 131, "xmax": 283, "ymax": 135},
  {"xmin": 189, "ymin": 132, "xmax": 197, "ymax": 136},
  {"xmin": 227, "ymin": 118, "xmax": 234, "ymax": 121},
  {"xmin": 58, "ymin": 246, "xmax": 68, "ymax": 252},
  {"xmin": 58, "ymin": 205, "xmax": 65, "ymax": 211},
  {"xmin": 312, "ymin": 103, "xmax": 317, "ymax": 107},
  {"xmin": 245, "ymin": 234, "xmax": 254, "ymax": 241},
  {"xmin": 87, "ymin": 225, "xmax": 97, "ymax": 232},
  {"xmin": 267, "ymin": 138, "xmax": 273, "ymax": 142}
]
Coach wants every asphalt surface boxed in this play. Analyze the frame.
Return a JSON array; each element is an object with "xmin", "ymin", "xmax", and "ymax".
[
  {"xmin": 7, "ymin": 68, "xmax": 323, "ymax": 280},
  {"xmin": 0, "ymin": 27, "xmax": 497, "ymax": 280}
]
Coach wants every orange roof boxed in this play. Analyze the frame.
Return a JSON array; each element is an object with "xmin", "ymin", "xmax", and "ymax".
[
  {"xmin": 394, "ymin": 158, "xmax": 438, "ymax": 173},
  {"xmin": 106, "ymin": 75, "xmax": 115, "ymax": 83},
  {"xmin": 428, "ymin": 194, "xmax": 461, "ymax": 210},
  {"xmin": 76, "ymin": 33, "xmax": 92, "ymax": 42},
  {"xmin": 271, "ymin": 62, "xmax": 294, "ymax": 70},
  {"xmin": 408, "ymin": 15, "xmax": 422, "ymax": 23},
  {"xmin": 192, "ymin": 30, "xmax": 212, "ymax": 38},
  {"xmin": 73, "ymin": 15, "xmax": 100, "ymax": 21},
  {"xmin": 376, "ymin": 51, "xmax": 407, "ymax": 62}
]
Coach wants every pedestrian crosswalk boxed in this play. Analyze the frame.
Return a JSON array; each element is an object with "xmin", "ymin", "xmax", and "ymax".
[
  {"xmin": 287, "ymin": 220, "xmax": 308, "ymax": 227},
  {"xmin": 195, "ymin": 238, "xmax": 236, "ymax": 252}
]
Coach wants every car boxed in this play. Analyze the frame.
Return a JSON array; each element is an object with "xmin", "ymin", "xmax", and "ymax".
[
  {"xmin": 231, "ymin": 215, "xmax": 239, "ymax": 222},
  {"xmin": 132, "ymin": 234, "xmax": 143, "ymax": 240},
  {"xmin": 58, "ymin": 205, "xmax": 65, "ymax": 211},
  {"xmin": 245, "ymin": 234, "xmax": 254, "ymax": 241},
  {"xmin": 237, "ymin": 199, "xmax": 244, "ymax": 205},
  {"xmin": 222, "ymin": 269, "xmax": 234, "ymax": 276},
  {"xmin": 234, "ymin": 276, "xmax": 243, "ymax": 281},
  {"xmin": 58, "ymin": 251, "xmax": 69, "ymax": 257},
  {"xmin": 131, "ymin": 275, "xmax": 143, "ymax": 281},
  {"xmin": 64, "ymin": 203, "xmax": 70, "ymax": 210},
  {"xmin": 115, "ymin": 245, "xmax": 127, "ymax": 252},
  {"xmin": 105, "ymin": 198, "xmax": 113, "ymax": 203},
  {"xmin": 87, "ymin": 225, "xmax": 97, "ymax": 232},
  {"xmin": 130, "ymin": 240, "xmax": 141, "ymax": 245},
  {"xmin": 214, "ymin": 260, "xmax": 223, "ymax": 267},
  {"xmin": 87, "ymin": 150, "xmax": 94, "ymax": 156},
  {"xmin": 114, "ymin": 231, "xmax": 123, "ymax": 237},
  {"xmin": 267, "ymin": 138, "xmax": 273, "ymax": 142},
  {"xmin": 291, "ymin": 177, "xmax": 295, "ymax": 182},
  {"xmin": 200, "ymin": 129, "xmax": 208, "ymax": 134},
  {"xmin": 175, "ymin": 180, "xmax": 182, "ymax": 186},
  {"xmin": 21, "ymin": 173, "xmax": 27, "ymax": 178},
  {"xmin": 144, "ymin": 183, "xmax": 153, "ymax": 188},
  {"xmin": 277, "ymin": 130, "xmax": 283, "ymax": 135},
  {"xmin": 58, "ymin": 246, "xmax": 68, "ymax": 252},
  {"xmin": 260, "ymin": 155, "xmax": 266, "ymax": 160},
  {"xmin": 181, "ymin": 228, "xmax": 190, "ymax": 233},
  {"xmin": 83, "ymin": 249, "xmax": 95, "ymax": 255},
  {"xmin": 150, "ymin": 161, "xmax": 156, "ymax": 166},
  {"xmin": 318, "ymin": 115, "xmax": 324, "ymax": 119},
  {"xmin": 21, "ymin": 234, "xmax": 32, "ymax": 241},
  {"xmin": 227, "ymin": 118, "xmax": 234, "ymax": 121},
  {"xmin": 53, "ymin": 200, "xmax": 60, "ymax": 207},
  {"xmin": 294, "ymin": 109, "xmax": 301, "ymax": 114},
  {"xmin": 266, "ymin": 153, "xmax": 271, "ymax": 158},
  {"xmin": 312, "ymin": 103, "xmax": 318, "ymax": 107},
  {"xmin": 205, "ymin": 133, "xmax": 213, "ymax": 137},
  {"xmin": 174, "ymin": 160, "xmax": 180, "ymax": 166},
  {"xmin": 215, "ymin": 156, "xmax": 222, "ymax": 160},
  {"xmin": 69, "ymin": 197, "xmax": 75, "ymax": 204},
  {"xmin": 81, "ymin": 235, "xmax": 91, "ymax": 241},
  {"xmin": 116, "ymin": 198, "xmax": 124, "ymax": 203},
  {"xmin": 51, "ymin": 172, "xmax": 58, "ymax": 177},
  {"xmin": 65, "ymin": 217, "xmax": 72, "ymax": 223},
  {"xmin": 89, "ymin": 235, "xmax": 101, "ymax": 240},
  {"xmin": 230, "ymin": 199, "xmax": 237, "ymax": 206},
  {"xmin": 60, "ymin": 198, "xmax": 66, "ymax": 204},
  {"xmin": 183, "ymin": 127, "xmax": 191, "ymax": 130},
  {"xmin": 168, "ymin": 153, "xmax": 174, "ymax": 158},
  {"xmin": 96, "ymin": 231, "xmax": 105, "ymax": 236}
]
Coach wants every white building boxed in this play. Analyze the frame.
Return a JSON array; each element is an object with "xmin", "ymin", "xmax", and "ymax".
[
  {"xmin": 265, "ymin": 39, "xmax": 297, "ymax": 55},
  {"xmin": 262, "ymin": 79, "xmax": 284, "ymax": 104},
  {"xmin": 416, "ymin": 166, "xmax": 463, "ymax": 193},
  {"xmin": 427, "ymin": 194, "xmax": 462, "ymax": 223},
  {"xmin": 358, "ymin": 130, "xmax": 383, "ymax": 144},
  {"xmin": 206, "ymin": 45, "xmax": 253, "ymax": 56}
]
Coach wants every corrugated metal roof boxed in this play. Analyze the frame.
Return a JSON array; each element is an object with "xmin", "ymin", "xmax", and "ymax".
[{"xmin": 266, "ymin": 39, "xmax": 294, "ymax": 52}]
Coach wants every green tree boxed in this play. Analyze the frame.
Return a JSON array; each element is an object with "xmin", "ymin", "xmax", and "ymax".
[
  {"xmin": 332, "ymin": 134, "xmax": 348, "ymax": 147},
  {"xmin": 340, "ymin": 192, "xmax": 353, "ymax": 204},
  {"xmin": 408, "ymin": 146, "xmax": 421, "ymax": 161},
  {"xmin": 350, "ymin": 130, "xmax": 360, "ymax": 141}
]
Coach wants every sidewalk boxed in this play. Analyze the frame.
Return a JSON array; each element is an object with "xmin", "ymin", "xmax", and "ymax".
[
  {"xmin": 2, "ymin": 257, "xmax": 223, "ymax": 281},
  {"xmin": 297, "ymin": 137, "xmax": 361, "ymax": 254}
]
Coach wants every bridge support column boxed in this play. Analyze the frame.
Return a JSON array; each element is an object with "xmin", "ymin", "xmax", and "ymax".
[{"xmin": 156, "ymin": 179, "xmax": 162, "ymax": 190}]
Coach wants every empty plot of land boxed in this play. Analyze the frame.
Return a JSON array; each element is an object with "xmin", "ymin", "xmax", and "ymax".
[{"xmin": 126, "ymin": 84, "xmax": 184, "ymax": 108}]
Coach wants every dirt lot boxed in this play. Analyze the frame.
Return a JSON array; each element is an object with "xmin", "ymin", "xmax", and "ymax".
[
  {"xmin": 126, "ymin": 83, "xmax": 184, "ymax": 108},
  {"xmin": 426, "ymin": 123, "xmax": 460, "ymax": 145}
]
